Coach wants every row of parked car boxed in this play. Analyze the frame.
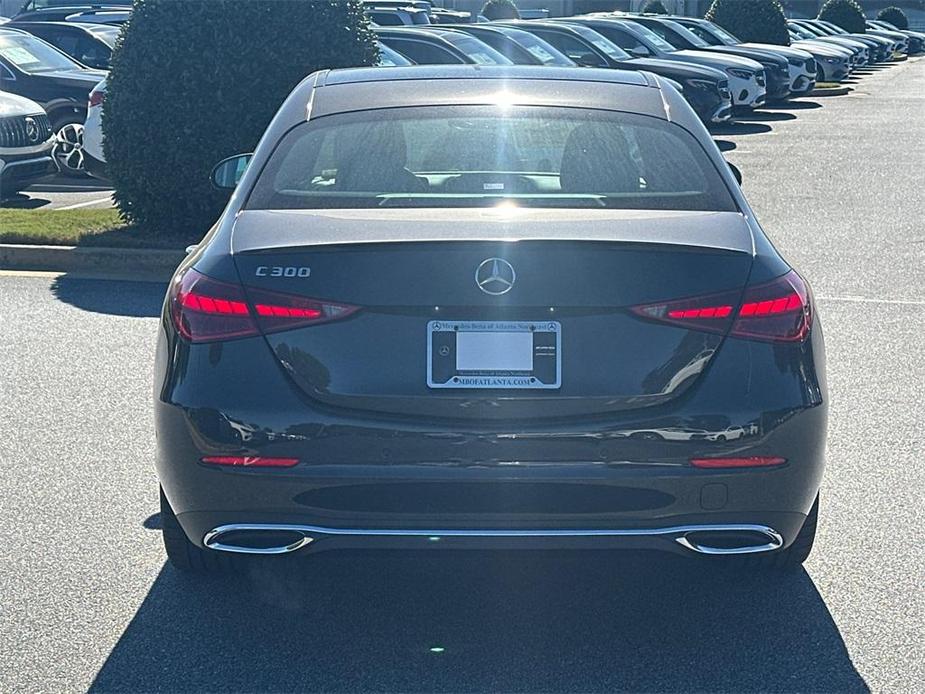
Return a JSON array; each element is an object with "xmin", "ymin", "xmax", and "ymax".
[
  {"xmin": 0, "ymin": 2, "xmax": 118, "ymax": 197},
  {"xmin": 372, "ymin": 11, "xmax": 922, "ymax": 128},
  {"xmin": 0, "ymin": 1, "xmax": 922, "ymax": 200}
]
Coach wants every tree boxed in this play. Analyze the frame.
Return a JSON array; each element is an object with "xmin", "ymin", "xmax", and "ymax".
[
  {"xmin": 480, "ymin": 0, "xmax": 521, "ymax": 20},
  {"xmin": 876, "ymin": 6, "xmax": 909, "ymax": 29},
  {"xmin": 641, "ymin": 0, "xmax": 670, "ymax": 14},
  {"xmin": 705, "ymin": 0, "xmax": 790, "ymax": 46},
  {"xmin": 104, "ymin": 0, "xmax": 377, "ymax": 238},
  {"xmin": 818, "ymin": 0, "xmax": 867, "ymax": 34}
]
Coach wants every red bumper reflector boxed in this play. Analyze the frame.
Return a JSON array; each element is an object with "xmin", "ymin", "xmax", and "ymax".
[
  {"xmin": 690, "ymin": 456, "xmax": 786, "ymax": 469},
  {"xmin": 201, "ymin": 456, "xmax": 299, "ymax": 468}
]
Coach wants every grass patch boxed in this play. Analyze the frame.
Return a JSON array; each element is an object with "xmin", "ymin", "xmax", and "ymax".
[
  {"xmin": 814, "ymin": 82, "xmax": 844, "ymax": 89},
  {"xmin": 0, "ymin": 209, "xmax": 189, "ymax": 249}
]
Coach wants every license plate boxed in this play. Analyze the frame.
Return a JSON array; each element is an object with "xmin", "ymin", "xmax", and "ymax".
[{"xmin": 427, "ymin": 321, "xmax": 560, "ymax": 389}]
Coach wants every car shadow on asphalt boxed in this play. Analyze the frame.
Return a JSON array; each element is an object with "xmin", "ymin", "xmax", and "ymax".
[
  {"xmin": 0, "ymin": 193, "xmax": 49, "ymax": 209},
  {"xmin": 762, "ymin": 100, "xmax": 822, "ymax": 111},
  {"xmin": 50, "ymin": 275, "xmax": 166, "ymax": 317},
  {"xmin": 88, "ymin": 550, "xmax": 869, "ymax": 692},
  {"xmin": 709, "ymin": 121, "xmax": 774, "ymax": 136},
  {"xmin": 735, "ymin": 111, "xmax": 798, "ymax": 122}
]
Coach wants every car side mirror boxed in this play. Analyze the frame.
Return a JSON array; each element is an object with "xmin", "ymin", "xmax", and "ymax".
[
  {"xmin": 728, "ymin": 162, "xmax": 743, "ymax": 185},
  {"xmin": 627, "ymin": 46, "xmax": 649, "ymax": 58},
  {"xmin": 210, "ymin": 153, "xmax": 253, "ymax": 190}
]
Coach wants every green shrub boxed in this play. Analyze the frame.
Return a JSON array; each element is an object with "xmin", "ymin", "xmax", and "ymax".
[
  {"xmin": 104, "ymin": 0, "xmax": 377, "ymax": 237},
  {"xmin": 641, "ymin": 0, "xmax": 670, "ymax": 13},
  {"xmin": 481, "ymin": 0, "xmax": 520, "ymax": 20},
  {"xmin": 705, "ymin": 0, "xmax": 790, "ymax": 46},
  {"xmin": 818, "ymin": 0, "xmax": 867, "ymax": 33},
  {"xmin": 876, "ymin": 6, "xmax": 909, "ymax": 29}
]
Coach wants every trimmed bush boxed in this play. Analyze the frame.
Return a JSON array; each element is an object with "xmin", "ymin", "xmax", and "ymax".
[
  {"xmin": 876, "ymin": 6, "xmax": 909, "ymax": 29},
  {"xmin": 818, "ymin": 0, "xmax": 867, "ymax": 34},
  {"xmin": 104, "ymin": 0, "xmax": 378, "ymax": 238},
  {"xmin": 641, "ymin": 0, "xmax": 670, "ymax": 13},
  {"xmin": 481, "ymin": 0, "xmax": 520, "ymax": 20},
  {"xmin": 705, "ymin": 0, "xmax": 790, "ymax": 46}
]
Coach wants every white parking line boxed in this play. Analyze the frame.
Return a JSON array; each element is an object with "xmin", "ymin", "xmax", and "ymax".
[
  {"xmin": 56, "ymin": 196, "xmax": 114, "ymax": 211},
  {"xmin": 818, "ymin": 295, "xmax": 925, "ymax": 306}
]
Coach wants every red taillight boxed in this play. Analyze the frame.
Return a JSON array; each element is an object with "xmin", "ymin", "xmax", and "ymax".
[
  {"xmin": 170, "ymin": 270, "xmax": 259, "ymax": 342},
  {"xmin": 691, "ymin": 456, "xmax": 786, "ymax": 469},
  {"xmin": 88, "ymin": 90, "xmax": 104, "ymax": 108},
  {"xmin": 246, "ymin": 286, "xmax": 360, "ymax": 334},
  {"xmin": 201, "ymin": 456, "xmax": 299, "ymax": 467},
  {"xmin": 730, "ymin": 271, "xmax": 811, "ymax": 342},
  {"xmin": 630, "ymin": 271, "xmax": 812, "ymax": 343},
  {"xmin": 169, "ymin": 269, "xmax": 359, "ymax": 343}
]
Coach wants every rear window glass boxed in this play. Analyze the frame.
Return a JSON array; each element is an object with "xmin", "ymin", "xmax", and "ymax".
[{"xmin": 246, "ymin": 105, "xmax": 736, "ymax": 212}]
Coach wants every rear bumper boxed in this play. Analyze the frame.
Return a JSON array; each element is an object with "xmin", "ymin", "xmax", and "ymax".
[
  {"xmin": 155, "ymin": 303, "xmax": 828, "ymax": 559},
  {"xmin": 199, "ymin": 520, "xmax": 790, "ymax": 557},
  {"xmin": 157, "ymin": 386, "xmax": 826, "ymax": 556}
]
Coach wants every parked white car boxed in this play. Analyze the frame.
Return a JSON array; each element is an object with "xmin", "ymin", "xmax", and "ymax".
[
  {"xmin": 82, "ymin": 76, "xmax": 106, "ymax": 179},
  {"xmin": 0, "ymin": 91, "xmax": 57, "ymax": 200}
]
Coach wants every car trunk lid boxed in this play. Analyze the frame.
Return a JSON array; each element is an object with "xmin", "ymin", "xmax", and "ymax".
[{"xmin": 231, "ymin": 208, "xmax": 754, "ymax": 420}]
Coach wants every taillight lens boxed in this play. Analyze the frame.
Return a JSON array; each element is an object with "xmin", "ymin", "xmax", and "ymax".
[
  {"xmin": 731, "ymin": 271, "xmax": 811, "ymax": 342},
  {"xmin": 170, "ymin": 269, "xmax": 259, "ymax": 342},
  {"xmin": 246, "ymin": 287, "xmax": 359, "ymax": 334},
  {"xmin": 88, "ymin": 89, "xmax": 104, "ymax": 108},
  {"xmin": 169, "ymin": 269, "xmax": 359, "ymax": 343},
  {"xmin": 630, "ymin": 271, "xmax": 812, "ymax": 343}
]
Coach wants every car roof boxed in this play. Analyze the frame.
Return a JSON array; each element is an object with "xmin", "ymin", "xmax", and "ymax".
[
  {"xmin": 275, "ymin": 66, "xmax": 690, "ymax": 129},
  {"xmin": 376, "ymin": 27, "xmax": 448, "ymax": 38},
  {"xmin": 320, "ymin": 65, "xmax": 650, "ymax": 88},
  {"xmin": 6, "ymin": 19, "xmax": 97, "ymax": 31}
]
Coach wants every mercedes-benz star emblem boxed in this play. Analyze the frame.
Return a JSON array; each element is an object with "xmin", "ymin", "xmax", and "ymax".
[
  {"xmin": 24, "ymin": 117, "xmax": 39, "ymax": 144},
  {"xmin": 475, "ymin": 257, "xmax": 516, "ymax": 296}
]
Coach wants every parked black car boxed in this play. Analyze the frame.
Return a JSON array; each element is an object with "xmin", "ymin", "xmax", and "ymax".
[
  {"xmin": 622, "ymin": 15, "xmax": 791, "ymax": 102},
  {"xmin": 5, "ymin": 21, "xmax": 118, "ymax": 69},
  {"xmin": 432, "ymin": 24, "xmax": 576, "ymax": 66},
  {"xmin": 156, "ymin": 66, "xmax": 826, "ymax": 574},
  {"xmin": 0, "ymin": 27, "xmax": 106, "ymax": 174},
  {"xmin": 377, "ymin": 27, "xmax": 512, "ymax": 65},
  {"xmin": 497, "ymin": 21, "xmax": 733, "ymax": 125},
  {"xmin": 11, "ymin": 1, "xmax": 130, "ymax": 23}
]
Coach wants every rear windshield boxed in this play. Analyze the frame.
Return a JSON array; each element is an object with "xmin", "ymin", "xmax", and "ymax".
[{"xmin": 246, "ymin": 105, "xmax": 736, "ymax": 212}]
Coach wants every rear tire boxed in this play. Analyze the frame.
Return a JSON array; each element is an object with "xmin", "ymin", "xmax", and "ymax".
[
  {"xmin": 742, "ymin": 494, "xmax": 819, "ymax": 571},
  {"xmin": 160, "ymin": 487, "xmax": 235, "ymax": 573}
]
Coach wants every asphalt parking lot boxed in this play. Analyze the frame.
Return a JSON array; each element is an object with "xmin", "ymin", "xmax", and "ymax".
[
  {"xmin": 1, "ymin": 58, "xmax": 923, "ymax": 693},
  {"xmin": 2, "ymin": 173, "xmax": 114, "ymax": 211}
]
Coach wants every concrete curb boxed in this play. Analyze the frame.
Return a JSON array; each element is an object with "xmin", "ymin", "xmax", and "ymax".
[
  {"xmin": 810, "ymin": 86, "xmax": 851, "ymax": 97},
  {"xmin": 0, "ymin": 243, "xmax": 184, "ymax": 281}
]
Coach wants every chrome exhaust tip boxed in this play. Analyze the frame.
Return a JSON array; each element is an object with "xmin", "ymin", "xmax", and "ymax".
[
  {"xmin": 202, "ymin": 524, "xmax": 314, "ymax": 555},
  {"xmin": 674, "ymin": 525, "xmax": 783, "ymax": 555}
]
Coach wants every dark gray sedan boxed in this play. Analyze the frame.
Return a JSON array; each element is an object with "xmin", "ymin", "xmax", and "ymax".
[{"xmin": 155, "ymin": 66, "xmax": 826, "ymax": 574}]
